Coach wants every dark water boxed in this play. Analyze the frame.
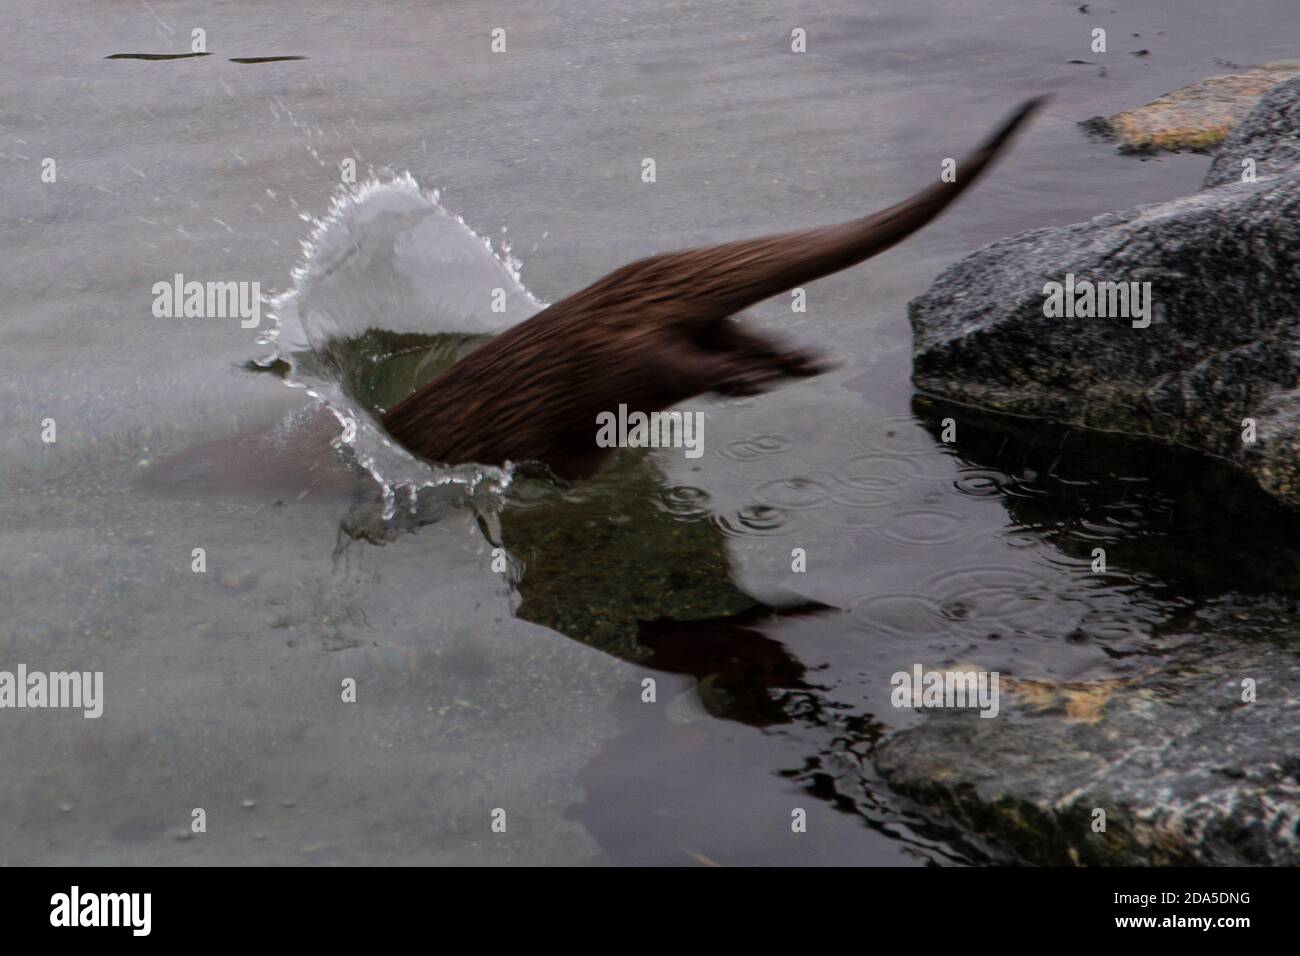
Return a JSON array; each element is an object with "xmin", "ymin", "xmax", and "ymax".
[{"xmin": 2, "ymin": 0, "xmax": 1297, "ymax": 864}]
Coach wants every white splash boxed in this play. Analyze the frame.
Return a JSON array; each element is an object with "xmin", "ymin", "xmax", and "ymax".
[{"xmin": 260, "ymin": 172, "xmax": 547, "ymax": 520}]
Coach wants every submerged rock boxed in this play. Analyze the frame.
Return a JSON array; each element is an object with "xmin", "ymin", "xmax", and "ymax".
[
  {"xmin": 911, "ymin": 74, "xmax": 1300, "ymax": 509},
  {"xmin": 877, "ymin": 621, "xmax": 1300, "ymax": 866},
  {"xmin": 1082, "ymin": 61, "xmax": 1300, "ymax": 152}
]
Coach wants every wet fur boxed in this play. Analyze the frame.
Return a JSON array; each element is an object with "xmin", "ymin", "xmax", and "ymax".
[{"xmin": 383, "ymin": 98, "xmax": 1046, "ymax": 480}]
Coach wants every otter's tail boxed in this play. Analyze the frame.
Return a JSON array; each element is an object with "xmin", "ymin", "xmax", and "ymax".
[{"xmin": 576, "ymin": 96, "xmax": 1049, "ymax": 325}]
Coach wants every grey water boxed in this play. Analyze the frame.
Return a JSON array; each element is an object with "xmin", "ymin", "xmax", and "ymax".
[{"xmin": 2, "ymin": 0, "xmax": 1297, "ymax": 864}]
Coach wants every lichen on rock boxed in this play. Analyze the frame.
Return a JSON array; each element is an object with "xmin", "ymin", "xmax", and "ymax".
[{"xmin": 1082, "ymin": 61, "xmax": 1300, "ymax": 153}]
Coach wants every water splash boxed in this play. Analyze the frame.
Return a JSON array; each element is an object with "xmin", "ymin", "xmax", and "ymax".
[{"xmin": 260, "ymin": 173, "xmax": 546, "ymax": 520}]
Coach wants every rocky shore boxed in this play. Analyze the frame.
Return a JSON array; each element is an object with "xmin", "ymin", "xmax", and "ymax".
[
  {"xmin": 912, "ymin": 75, "xmax": 1300, "ymax": 509},
  {"xmin": 894, "ymin": 75, "xmax": 1300, "ymax": 865}
]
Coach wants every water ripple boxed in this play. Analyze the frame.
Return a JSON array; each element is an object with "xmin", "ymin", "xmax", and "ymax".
[
  {"xmin": 918, "ymin": 564, "xmax": 1054, "ymax": 628},
  {"xmin": 752, "ymin": 474, "xmax": 834, "ymax": 511},
  {"xmin": 710, "ymin": 504, "xmax": 791, "ymax": 538},
  {"xmin": 880, "ymin": 508, "xmax": 970, "ymax": 547},
  {"xmin": 656, "ymin": 484, "xmax": 713, "ymax": 520},
  {"xmin": 717, "ymin": 434, "xmax": 793, "ymax": 462},
  {"xmin": 953, "ymin": 468, "xmax": 1006, "ymax": 499},
  {"xmin": 849, "ymin": 591, "xmax": 949, "ymax": 639}
]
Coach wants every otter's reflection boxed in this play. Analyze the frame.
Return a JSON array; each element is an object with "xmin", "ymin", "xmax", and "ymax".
[
  {"xmin": 494, "ymin": 454, "xmax": 829, "ymax": 727},
  {"xmin": 329, "ymin": 330, "xmax": 833, "ymax": 728}
]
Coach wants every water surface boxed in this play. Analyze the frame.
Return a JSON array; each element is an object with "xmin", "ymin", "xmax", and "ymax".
[{"xmin": 2, "ymin": 0, "xmax": 1297, "ymax": 864}]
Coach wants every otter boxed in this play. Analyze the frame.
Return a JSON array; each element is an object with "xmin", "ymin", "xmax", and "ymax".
[{"xmin": 382, "ymin": 97, "xmax": 1047, "ymax": 480}]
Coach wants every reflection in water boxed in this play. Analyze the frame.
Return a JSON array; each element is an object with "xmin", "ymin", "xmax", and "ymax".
[
  {"xmin": 319, "ymin": 330, "xmax": 1300, "ymax": 863},
  {"xmin": 912, "ymin": 393, "xmax": 1300, "ymax": 600},
  {"xmin": 148, "ymin": 318, "xmax": 1300, "ymax": 863},
  {"xmin": 496, "ymin": 455, "xmax": 831, "ymax": 727},
  {"xmin": 333, "ymin": 329, "xmax": 835, "ymax": 727}
]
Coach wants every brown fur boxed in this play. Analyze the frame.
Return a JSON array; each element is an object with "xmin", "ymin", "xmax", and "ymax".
[{"xmin": 383, "ymin": 98, "xmax": 1046, "ymax": 480}]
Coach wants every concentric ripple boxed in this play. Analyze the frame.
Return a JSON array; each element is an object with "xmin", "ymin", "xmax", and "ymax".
[
  {"xmin": 752, "ymin": 474, "xmax": 835, "ymax": 511},
  {"xmin": 849, "ymin": 591, "xmax": 951, "ymax": 640},
  {"xmin": 879, "ymin": 508, "xmax": 970, "ymax": 547},
  {"xmin": 710, "ymin": 504, "xmax": 791, "ymax": 538},
  {"xmin": 717, "ymin": 434, "xmax": 794, "ymax": 462}
]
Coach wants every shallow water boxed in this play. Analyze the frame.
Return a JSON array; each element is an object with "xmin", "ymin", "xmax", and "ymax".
[{"xmin": 2, "ymin": 0, "xmax": 1298, "ymax": 864}]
